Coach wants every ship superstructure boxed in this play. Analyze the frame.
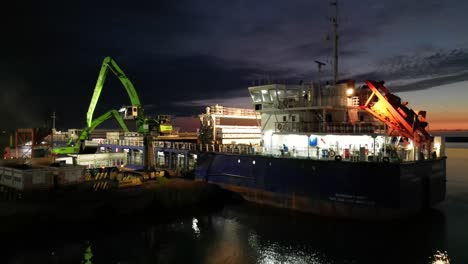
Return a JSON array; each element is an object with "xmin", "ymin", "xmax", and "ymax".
[
  {"xmin": 199, "ymin": 104, "xmax": 261, "ymax": 146},
  {"xmin": 248, "ymin": 80, "xmax": 443, "ymax": 162}
]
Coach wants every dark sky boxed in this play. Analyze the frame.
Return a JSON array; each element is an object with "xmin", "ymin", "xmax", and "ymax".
[{"xmin": 1, "ymin": 0, "xmax": 468, "ymax": 130}]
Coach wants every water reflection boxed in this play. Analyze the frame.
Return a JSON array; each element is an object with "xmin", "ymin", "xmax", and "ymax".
[
  {"xmin": 430, "ymin": 250, "xmax": 450, "ymax": 264},
  {"xmin": 215, "ymin": 203, "xmax": 448, "ymax": 264},
  {"xmin": 82, "ymin": 242, "xmax": 93, "ymax": 264},
  {"xmin": 0, "ymin": 203, "xmax": 449, "ymax": 264},
  {"xmin": 192, "ymin": 217, "xmax": 201, "ymax": 237}
]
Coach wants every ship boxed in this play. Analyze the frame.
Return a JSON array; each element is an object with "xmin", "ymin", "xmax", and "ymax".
[
  {"xmin": 194, "ymin": 80, "xmax": 446, "ymax": 219},
  {"xmin": 192, "ymin": 3, "xmax": 446, "ymax": 219}
]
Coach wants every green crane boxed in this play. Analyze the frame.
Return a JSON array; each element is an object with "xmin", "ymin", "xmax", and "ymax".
[
  {"xmin": 52, "ymin": 109, "xmax": 129, "ymax": 155},
  {"xmin": 86, "ymin": 56, "xmax": 173, "ymax": 134},
  {"xmin": 87, "ymin": 56, "xmax": 141, "ymax": 128},
  {"xmin": 86, "ymin": 57, "xmax": 145, "ymax": 133}
]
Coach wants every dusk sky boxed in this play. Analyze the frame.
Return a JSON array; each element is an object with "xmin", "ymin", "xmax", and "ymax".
[{"xmin": 2, "ymin": 0, "xmax": 468, "ymax": 130}]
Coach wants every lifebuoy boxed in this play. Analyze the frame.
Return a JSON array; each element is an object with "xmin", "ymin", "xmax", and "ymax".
[
  {"xmin": 335, "ymin": 155, "xmax": 342, "ymax": 161},
  {"xmin": 329, "ymin": 150, "xmax": 336, "ymax": 157},
  {"xmin": 382, "ymin": 157, "xmax": 390, "ymax": 163},
  {"xmin": 277, "ymin": 123, "xmax": 283, "ymax": 131}
]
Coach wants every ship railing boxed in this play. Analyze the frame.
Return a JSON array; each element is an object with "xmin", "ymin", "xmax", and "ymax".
[
  {"xmin": 324, "ymin": 123, "xmax": 379, "ymax": 134},
  {"xmin": 154, "ymin": 141, "xmax": 197, "ymax": 151},
  {"xmin": 193, "ymin": 143, "xmax": 257, "ymax": 155},
  {"xmin": 151, "ymin": 141, "xmax": 432, "ymax": 163},
  {"xmin": 178, "ymin": 142, "xmax": 441, "ymax": 164},
  {"xmin": 274, "ymin": 121, "xmax": 384, "ymax": 134},
  {"xmin": 208, "ymin": 105, "xmax": 257, "ymax": 117},
  {"xmin": 101, "ymin": 139, "xmax": 144, "ymax": 147},
  {"xmin": 275, "ymin": 121, "xmax": 316, "ymax": 133}
]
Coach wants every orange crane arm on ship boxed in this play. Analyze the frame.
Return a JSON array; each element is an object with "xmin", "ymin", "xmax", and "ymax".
[{"xmin": 359, "ymin": 80, "xmax": 433, "ymax": 149}]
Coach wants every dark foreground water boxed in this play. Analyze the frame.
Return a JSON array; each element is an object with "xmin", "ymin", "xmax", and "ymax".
[{"xmin": 1, "ymin": 146, "xmax": 467, "ymax": 264}]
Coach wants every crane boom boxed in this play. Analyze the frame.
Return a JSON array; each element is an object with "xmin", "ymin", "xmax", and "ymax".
[
  {"xmin": 359, "ymin": 80, "xmax": 432, "ymax": 151},
  {"xmin": 52, "ymin": 109, "xmax": 129, "ymax": 155},
  {"xmin": 86, "ymin": 56, "xmax": 142, "ymax": 127},
  {"xmin": 80, "ymin": 109, "xmax": 129, "ymax": 141}
]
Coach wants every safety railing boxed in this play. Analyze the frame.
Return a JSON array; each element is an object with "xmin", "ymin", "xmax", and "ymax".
[
  {"xmin": 101, "ymin": 139, "xmax": 144, "ymax": 147},
  {"xmin": 275, "ymin": 122, "xmax": 384, "ymax": 134}
]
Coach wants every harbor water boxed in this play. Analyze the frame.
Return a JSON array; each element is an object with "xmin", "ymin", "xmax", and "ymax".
[{"xmin": 1, "ymin": 145, "xmax": 467, "ymax": 264}]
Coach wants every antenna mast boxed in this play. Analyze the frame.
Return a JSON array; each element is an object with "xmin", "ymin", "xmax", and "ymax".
[
  {"xmin": 51, "ymin": 111, "xmax": 56, "ymax": 131},
  {"xmin": 331, "ymin": 0, "xmax": 339, "ymax": 84},
  {"xmin": 314, "ymin": 60, "xmax": 326, "ymax": 106}
]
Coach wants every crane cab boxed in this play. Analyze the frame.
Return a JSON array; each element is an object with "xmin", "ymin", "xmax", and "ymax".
[{"xmin": 119, "ymin": 105, "xmax": 139, "ymax": 120}]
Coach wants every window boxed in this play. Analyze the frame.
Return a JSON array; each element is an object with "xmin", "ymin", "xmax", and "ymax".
[
  {"xmin": 283, "ymin": 116, "xmax": 287, "ymax": 122},
  {"xmin": 292, "ymin": 115, "xmax": 296, "ymax": 122}
]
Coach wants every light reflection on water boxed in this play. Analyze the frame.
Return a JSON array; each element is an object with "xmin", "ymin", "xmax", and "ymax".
[
  {"xmin": 216, "ymin": 203, "xmax": 447, "ymax": 264},
  {"xmin": 3, "ymin": 147, "xmax": 468, "ymax": 263},
  {"xmin": 192, "ymin": 217, "xmax": 200, "ymax": 237},
  {"xmin": 0, "ymin": 204, "xmax": 451, "ymax": 264},
  {"xmin": 430, "ymin": 250, "xmax": 450, "ymax": 264}
]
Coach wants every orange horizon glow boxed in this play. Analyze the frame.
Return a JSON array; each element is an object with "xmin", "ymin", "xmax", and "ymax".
[
  {"xmin": 427, "ymin": 122, "xmax": 468, "ymax": 131},
  {"xmin": 397, "ymin": 81, "xmax": 468, "ymax": 131},
  {"xmin": 425, "ymin": 112, "xmax": 468, "ymax": 130}
]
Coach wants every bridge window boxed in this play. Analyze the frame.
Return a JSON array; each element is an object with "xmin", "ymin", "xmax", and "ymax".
[{"xmin": 250, "ymin": 91, "xmax": 262, "ymax": 103}]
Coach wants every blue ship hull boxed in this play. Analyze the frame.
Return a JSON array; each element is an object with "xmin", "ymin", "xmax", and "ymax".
[{"xmin": 195, "ymin": 153, "xmax": 446, "ymax": 219}]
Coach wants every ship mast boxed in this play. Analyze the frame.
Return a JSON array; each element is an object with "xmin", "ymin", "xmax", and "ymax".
[
  {"xmin": 51, "ymin": 111, "xmax": 56, "ymax": 131},
  {"xmin": 331, "ymin": 0, "xmax": 339, "ymax": 84}
]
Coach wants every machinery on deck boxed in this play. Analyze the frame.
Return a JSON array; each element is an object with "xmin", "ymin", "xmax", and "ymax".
[
  {"xmin": 359, "ymin": 80, "xmax": 433, "ymax": 156},
  {"xmin": 86, "ymin": 56, "xmax": 172, "ymax": 134},
  {"xmin": 52, "ymin": 110, "xmax": 129, "ymax": 155}
]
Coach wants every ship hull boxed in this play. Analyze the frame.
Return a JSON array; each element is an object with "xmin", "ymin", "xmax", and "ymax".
[{"xmin": 195, "ymin": 153, "xmax": 446, "ymax": 219}]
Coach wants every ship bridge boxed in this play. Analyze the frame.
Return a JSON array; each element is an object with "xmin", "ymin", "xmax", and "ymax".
[{"xmin": 247, "ymin": 82, "xmax": 378, "ymax": 135}]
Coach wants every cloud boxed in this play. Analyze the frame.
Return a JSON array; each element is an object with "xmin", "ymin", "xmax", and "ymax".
[
  {"xmin": 3, "ymin": 0, "xmax": 468, "ymax": 129},
  {"xmin": 347, "ymin": 48, "xmax": 468, "ymax": 92},
  {"xmin": 174, "ymin": 96, "xmax": 252, "ymax": 109}
]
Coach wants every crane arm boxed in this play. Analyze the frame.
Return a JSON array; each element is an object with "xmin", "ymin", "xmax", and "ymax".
[
  {"xmin": 52, "ymin": 109, "xmax": 129, "ymax": 155},
  {"xmin": 86, "ymin": 56, "xmax": 142, "ymax": 127},
  {"xmin": 80, "ymin": 109, "xmax": 129, "ymax": 141},
  {"xmin": 359, "ymin": 80, "xmax": 432, "ymax": 149}
]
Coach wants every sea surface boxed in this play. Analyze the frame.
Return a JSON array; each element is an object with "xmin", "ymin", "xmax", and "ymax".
[{"xmin": 1, "ymin": 146, "xmax": 467, "ymax": 264}]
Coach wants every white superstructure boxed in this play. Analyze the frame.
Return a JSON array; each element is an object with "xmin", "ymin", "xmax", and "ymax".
[
  {"xmin": 199, "ymin": 104, "xmax": 262, "ymax": 145},
  {"xmin": 248, "ymin": 81, "xmax": 443, "ymax": 161}
]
